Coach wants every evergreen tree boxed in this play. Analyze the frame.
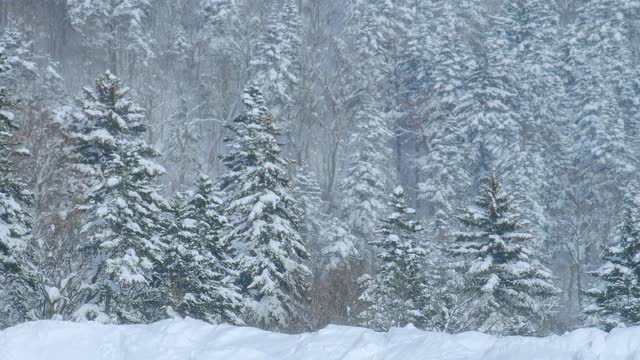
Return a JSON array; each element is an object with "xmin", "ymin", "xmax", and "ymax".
[
  {"xmin": 339, "ymin": 100, "xmax": 391, "ymax": 253},
  {"xmin": 250, "ymin": 0, "xmax": 302, "ymax": 119},
  {"xmin": 454, "ymin": 30, "xmax": 521, "ymax": 186},
  {"xmin": 450, "ymin": 174, "xmax": 560, "ymax": 335},
  {"xmin": 585, "ymin": 207, "xmax": 640, "ymax": 330},
  {"xmin": 493, "ymin": 0, "xmax": 563, "ymax": 250},
  {"xmin": 346, "ymin": 0, "xmax": 412, "ymax": 92},
  {"xmin": 0, "ymin": 38, "xmax": 35, "ymax": 328},
  {"xmin": 69, "ymin": 71, "xmax": 168, "ymax": 324},
  {"xmin": 359, "ymin": 186, "xmax": 431, "ymax": 331},
  {"xmin": 557, "ymin": 3, "xmax": 635, "ymax": 316},
  {"xmin": 220, "ymin": 84, "xmax": 311, "ymax": 331},
  {"xmin": 415, "ymin": 1, "xmax": 474, "ymax": 237},
  {"xmin": 164, "ymin": 175, "xmax": 243, "ymax": 325},
  {"xmin": 66, "ymin": 0, "xmax": 155, "ymax": 75}
]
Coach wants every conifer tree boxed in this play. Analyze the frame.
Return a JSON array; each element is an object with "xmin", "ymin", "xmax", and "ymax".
[
  {"xmin": 493, "ymin": 0, "xmax": 563, "ymax": 250},
  {"xmin": 359, "ymin": 186, "xmax": 431, "ymax": 331},
  {"xmin": 250, "ymin": 0, "xmax": 302, "ymax": 119},
  {"xmin": 450, "ymin": 174, "xmax": 560, "ymax": 335},
  {"xmin": 164, "ymin": 174, "xmax": 243, "ymax": 325},
  {"xmin": 416, "ymin": 2, "xmax": 474, "ymax": 237},
  {"xmin": 554, "ymin": 1, "xmax": 640, "ymax": 320},
  {"xmin": 66, "ymin": 0, "xmax": 155, "ymax": 75},
  {"xmin": 455, "ymin": 34, "xmax": 521, "ymax": 185},
  {"xmin": 69, "ymin": 71, "xmax": 169, "ymax": 324},
  {"xmin": 0, "ymin": 39, "xmax": 35, "ymax": 328},
  {"xmin": 585, "ymin": 207, "xmax": 640, "ymax": 330},
  {"xmin": 220, "ymin": 84, "xmax": 311, "ymax": 331},
  {"xmin": 339, "ymin": 100, "xmax": 391, "ymax": 253}
]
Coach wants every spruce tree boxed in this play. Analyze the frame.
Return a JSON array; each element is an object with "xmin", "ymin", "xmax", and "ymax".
[
  {"xmin": 455, "ymin": 32, "xmax": 521, "ymax": 185},
  {"xmin": 220, "ymin": 84, "xmax": 311, "ymax": 331},
  {"xmin": 164, "ymin": 174, "xmax": 243, "ymax": 325},
  {"xmin": 359, "ymin": 186, "xmax": 431, "ymax": 331},
  {"xmin": 66, "ymin": 0, "xmax": 154, "ymax": 75},
  {"xmin": 416, "ymin": 2, "xmax": 474, "ymax": 238},
  {"xmin": 250, "ymin": 0, "xmax": 302, "ymax": 119},
  {"xmin": 450, "ymin": 174, "xmax": 560, "ymax": 335},
  {"xmin": 493, "ymin": 0, "xmax": 563, "ymax": 250},
  {"xmin": 339, "ymin": 100, "xmax": 391, "ymax": 253},
  {"xmin": 0, "ymin": 40, "xmax": 35, "ymax": 328},
  {"xmin": 585, "ymin": 208, "xmax": 640, "ymax": 330},
  {"xmin": 0, "ymin": 35, "xmax": 31, "ymax": 280},
  {"xmin": 69, "ymin": 71, "xmax": 169, "ymax": 324}
]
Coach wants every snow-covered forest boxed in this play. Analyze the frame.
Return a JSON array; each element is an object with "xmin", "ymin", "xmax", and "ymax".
[{"xmin": 1, "ymin": 0, "xmax": 640, "ymax": 337}]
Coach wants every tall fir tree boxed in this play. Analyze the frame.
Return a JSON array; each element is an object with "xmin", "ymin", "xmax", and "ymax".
[
  {"xmin": 415, "ymin": 1, "xmax": 474, "ymax": 238},
  {"xmin": 0, "ymin": 38, "xmax": 35, "ymax": 328},
  {"xmin": 454, "ymin": 24, "xmax": 521, "ymax": 188},
  {"xmin": 584, "ymin": 207, "xmax": 640, "ymax": 330},
  {"xmin": 339, "ymin": 100, "xmax": 391, "ymax": 255},
  {"xmin": 66, "ymin": 0, "xmax": 155, "ymax": 76},
  {"xmin": 250, "ymin": 0, "xmax": 302, "ymax": 120},
  {"xmin": 492, "ymin": 0, "xmax": 564, "ymax": 251},
  {"xmin": 69, "ymin": 71, "xmax": 168, "ymax": 324},
  {"xmin": 450, "ymin": 174, "xmax": 560, "ymax": 335},
  {"xmin": 558, "ymin": 1, "xmax": 636, "ymax": 316},
  {"xmin": 359, "ymin": 186, "xmax": 431, "ymax": 331},
  {"xmin": 220, "ymin": 84, "xmax": 311, "ymax": 331},
  {"xmin": 164, "ymin": 174, "xmax": 243, "ymax": 325}
]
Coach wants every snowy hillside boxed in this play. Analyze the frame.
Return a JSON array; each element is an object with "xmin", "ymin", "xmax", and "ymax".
[{"xmin": 1, "ymin": 320, "xmax": 639, "ymax": 360}]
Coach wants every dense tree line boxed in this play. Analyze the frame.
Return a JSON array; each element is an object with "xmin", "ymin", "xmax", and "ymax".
[{"xmin": 1, "ymin": 0, "xmax": 640, "ymax": 335}]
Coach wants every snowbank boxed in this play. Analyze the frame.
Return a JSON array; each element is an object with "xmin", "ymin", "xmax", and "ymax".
[{"xmin": 1, "ymin": 319, "xmax": 640, "ymax": 359}]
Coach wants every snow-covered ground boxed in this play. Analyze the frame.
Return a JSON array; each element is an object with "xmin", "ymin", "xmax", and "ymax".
[{"xmin": 1, "ymin": 319, "xmax": 640, "ymax": 360}]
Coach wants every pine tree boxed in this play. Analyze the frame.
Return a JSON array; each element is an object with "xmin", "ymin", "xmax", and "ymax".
[
  {"xmin": 69, "ymin": 71, "xmax": 168, "ymax": 324},
  {"xmin": 339, "ymin": 100, "xmax": 391, "ymax": 253},
  {"xmin": 450, "ymin": 174, "xmax": 560, "ymax": 335},
  {"xmin": 584, "ymin": 207, "xmax": 640, "ymax": 330},
  {"xmin": 0, "ymin": 38, "xmax": 35, "ymax": 328},
  {"xmin": 454, "ymin": 28, "xmax": 521, "ymax": 186},
  {"xmin": 492, "ymin": 0, "xmax": 563, "ymax": 250},
  {"xmin": 220, "ymin": 84, "xmax": 311, "ymax": 331},
  {"xmin": 66, "ymin": 0, "xmax": 155, "ymax": 75},
  {"xmin": 250, "ymin": 0, "xmax": 302, "ymax": 119},
  {"xmin": 164, "ymin": 174, "xmax": 243, "ymax": 325},
  {"xmin": 346, "ymin": 0, "xmax": 412, "ymax": 91},
  {"xmin": 359, "ymin": 186, "xmax": 431, "ymax": 331},
  {"xmin": 415, "ymin": 1, "xmax": 474, "ymax": 237},
  {"xmin": 557, "ymin": 3, "xmax": 636, "ymax": 317}
]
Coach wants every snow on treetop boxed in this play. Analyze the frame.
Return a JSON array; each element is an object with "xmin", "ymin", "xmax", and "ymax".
[
  {"xmin": 482, "ymin": 273, "xmax": 500, "ymax": 292},
  {"xmin": 0, "ymin": 110, "xmax": 14, "ymax": 121},
  {"xmin": 469, "ymin": 255, "xmax": 493, "ymax": 273},
  {"xmin": 242, "ymin": 84, "xmax": 266, "ymax": 108}
]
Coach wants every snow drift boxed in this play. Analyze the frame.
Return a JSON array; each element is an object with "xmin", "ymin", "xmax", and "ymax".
[{"xmin": 1, "ymin": 319, "xmax": 640, "ymax": 360}]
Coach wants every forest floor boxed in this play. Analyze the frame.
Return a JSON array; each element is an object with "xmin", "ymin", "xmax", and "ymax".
[{"xmin": 1, "ymin": 319, "xmax": 639, "ymax": 359}]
